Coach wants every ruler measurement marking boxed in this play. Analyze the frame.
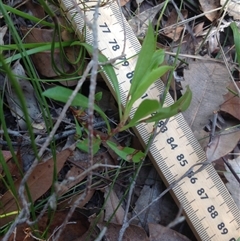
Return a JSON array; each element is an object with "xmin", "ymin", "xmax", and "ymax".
[
  {"xmin": 194, "ymin": 209, "xmax": 199, "ymax": 214},
  {"xmin": 220, "ymin": 201, "xmax": 226, "ymax": 206},
  {"xmin": 168, "ymin": 164, "xmax": 175, "ymax": 169},
  {"xmin": 200, "ymin": 217, "xmax": 206, "ymax": 222},
  {"xmin": 188, "ymin": 199, "xmax": 196, "ymax": 205},
  {"xmin": 209, "ymin": 234, "xmax": 216, "ymax": 239},
  {"xmin": 61, "ymin": 1, "xmax": 240, "ymax": 240}
]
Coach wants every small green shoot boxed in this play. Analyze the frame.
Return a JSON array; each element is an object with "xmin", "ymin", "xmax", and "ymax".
[
  {"xmin": 43, "ymin": 24, "xmax": 192, "ymax": 163},
  {"xmin": 231, "ymin": 22, "xmax": 240, "ymax": 67},
  {"xmin": 106, "ymin": 141, "xmax": 145, "ymax": 163}
]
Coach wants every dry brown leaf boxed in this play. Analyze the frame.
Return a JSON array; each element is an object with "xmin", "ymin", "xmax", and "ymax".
[
  {"xmin": 0, "ymin": 150, "xmax": 22, "ymax": 184},
  {"xmin": 104, "ymin": 187, "xmax": 125, "ymax": 224},
  {"xmin": 57, "ymin": 165, "xmax": 86, "ymax": 197},
  {"xmin": 1, "ymin": 150, "xmax": 13, "ymax": 163},
  {"xmin": 205, "ymin": 128, "xmax": 240, "ymax": 162},
  {"xmin": 199, "ymin": 0, "xmax": 220, "ymax": 21},
  {"xmin": 98, "ymin": 222, "xmax": 149, "ymax": 241},
  {"xmin": 24, "ymin": 0, "xmax": 45, "ymax": 19},
  {"xmin": 164, "ymin": 9, "xmax": 188, "ymax": 42},
  {"xmin": 21, "ymin": 27, "xmax": 73, "ymax": 78},
  {"xmin": 0, "ymin": 147, "xmax": 73, "ymax": 226},
  {"xmin": 220, "ymin": 82, "xmax": 240, "ymax": 121},
  {"xmin": 224, "ymin": 157, "xmax": 240, "ymax": 209},
  {"xmin": 149, "ymin": 223, "xmax": 191, "ymax": 241},
  {"xmin": 181, "ymin": 60, "xmax": 229, "ymax": 132},
  {"xmin": 221, "ymin": 0, "xmax": 240, "ymax": 20},
  {"xmin": 58, "ymin": 189, "xmax": 95, "ymax": 209}
]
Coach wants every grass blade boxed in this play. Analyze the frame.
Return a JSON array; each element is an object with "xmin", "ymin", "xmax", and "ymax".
[{"xmin": 231, "ymin": 22, "xmax": 240, "ymax": 66}]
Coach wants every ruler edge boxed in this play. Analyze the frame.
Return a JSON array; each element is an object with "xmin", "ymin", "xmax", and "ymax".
[{"xmin": 59, "ymin": 1, "xmax": 240, "ymax": 240}]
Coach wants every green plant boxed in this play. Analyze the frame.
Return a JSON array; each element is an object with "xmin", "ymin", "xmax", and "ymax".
[
  {"xmin": 231, "ymin": 22, "xmax": 240, "ymax": 67},
  {"xmin": 43, "ymin": 24, "xmax": 192, "ymax": 162}
]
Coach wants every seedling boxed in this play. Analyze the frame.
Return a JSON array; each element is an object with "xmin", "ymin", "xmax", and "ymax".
[{"xmin": 43, "ymin": 24, "xmax": 192, "ymax": 162}]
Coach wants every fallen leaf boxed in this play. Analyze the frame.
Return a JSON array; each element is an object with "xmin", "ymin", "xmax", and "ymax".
[
  {"xmin": 98, "ymin": 222, "xmax": 149, "ymax": 241},
  {"xmin": 149, "ymin": 223, "xmax": 191, "ymax": 241},
  {"xmin": 58, "ymin": 188, "xmax": 95, "ymax": 209},
  {"xmin": 128, "ymin": 3, "xmax": 165, "ymax": 37},
  {"xmin": 199, "ymin": 0, "xmax": 220, "ymax": 21},
  {"xmin": 1, "ymin": 150, "xmax": 13, "ymax": 162},
  {"xmin": 5, "ymin": 60, "xmax": 42, "ymax": 130},
  {"xmin": 133, "ymin": 168, "xmax": 177, "ymax": 226},
  {"xmin": 206, "ymin": 127, "xmax": 240, "ymax": 162},
  {"xmin": 220, "ymin": 82, "xmax": 240, "ymax": 121},
  {"xmin": 21, "ymin": 27, "xmax": 73, "ymax": 78},
  {"xmin": 221, "ymin": 0, "xmax": 240, "ymax": 20},
  {"xmin": 1, "ymin": 149, "xmax": 22, "ymax": 183},
  {"xmin": 181, "ymin": 60, "xmax": 229, "ymax": 132},
  {"xmin": 163, "ymin": 9, "xmax": 188, "ymax": 42},
  {"xmin": 224, "ymin": 157, "xmax": 240, "ymax": 209},
  {"xmin": 104, "ymin": 187, "xmax": 125, "ymax": 224},
  {"xmin": 0, "ymin": 147, "xmax": 73, "ymax": 226},
  {"xmin": 24, "ymin": 0, "xmax": 45, "ymax": 19}
]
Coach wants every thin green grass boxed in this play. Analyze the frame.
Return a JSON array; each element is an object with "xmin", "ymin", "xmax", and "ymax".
[{"xmin": 0, "ymin": 1, "xmax": 61, "ymax": 235}]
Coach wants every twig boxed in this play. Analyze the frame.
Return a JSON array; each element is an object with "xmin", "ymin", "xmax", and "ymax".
[
  {"xmin": 171, "ymin": 0, "xmax": 197, "ymax": 44},
  {"xmin": 167, "ymin": 205, "xmax": 185, "ymax": 228},
  {"xmin": 222, "ymin": 157, "xmax": 240, "ymax": 184},
  {"xmin": 158, "ymin": 7, "xmax": 222, "ymax": 35},
  {"xmin": 94, "ymin": 226, "xmax": 107, "ymax": 241},
  {"xmin": 87, "ymin": 0, "xmax": 100, "ymax": 203},
  {"xmin": 208, "ymin": 111, "xmax": 218, "ymax": 146},
  {"xmin": 0, "ymin": 129, "xmax": 76, "ymax": 146},
  {"xmin": 217, "ymin": 35, "xmax": 240, "ymax": 96},
  {"xmin": 48, "ymin": 221, "xmax": 77, "ymax": 241},
  {"xmin": 50, "ymin": 1, "xmax": 102, "ymax": 239}
]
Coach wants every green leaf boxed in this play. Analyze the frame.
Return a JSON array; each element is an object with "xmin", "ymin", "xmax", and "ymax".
[
  {"xmin": 129, "ymin": 65, "xmax": 173, "ymax": 106},
  {"xmin": 95, "ymin": 91, "xmax": 102, "ymax": 102},
  {"xmin": 129, "ymin": 24, "xmax": 156, "ymax": 96},
  {"xmin": 145, "ymin": 85, "xmax": 192, "ymax": 122},
  {"xmin": 42, "ymin": 86, "xmax": 110, "ymax": 132},
  {"xmin": 231, "ymin": 22, "xmax": 240, "ymax": 66},
  {"xmin": 148, "ymin": 49, "xmax": 165, "ymax": 70},
  {"xmin": 106, "ymin": 140, "xmax": 145, "ymax": 163},
  {"xmin": 121, "ymin": 99, "xmax": 160, "ymax": 130},
  {"xmin": 77, "ymin": 137, "xmax": 101, "ymax": 155},
  {"xmin": 74, "ymin": 42, "xmax": 122, "ymax": 119},
  {"xmin": 74, "ymin": 116, "xmax": 82, "ymax": 138}
]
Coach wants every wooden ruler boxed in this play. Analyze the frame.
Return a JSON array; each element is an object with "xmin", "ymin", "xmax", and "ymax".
[{"xmin": 60, "ymin": 1, "xmax": 240, "ymax": 240}]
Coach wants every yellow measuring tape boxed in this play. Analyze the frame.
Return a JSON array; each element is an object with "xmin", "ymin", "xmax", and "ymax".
[{"xmin": 60, "ymin": 1, "xmax": 240, "ymax": 240}]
